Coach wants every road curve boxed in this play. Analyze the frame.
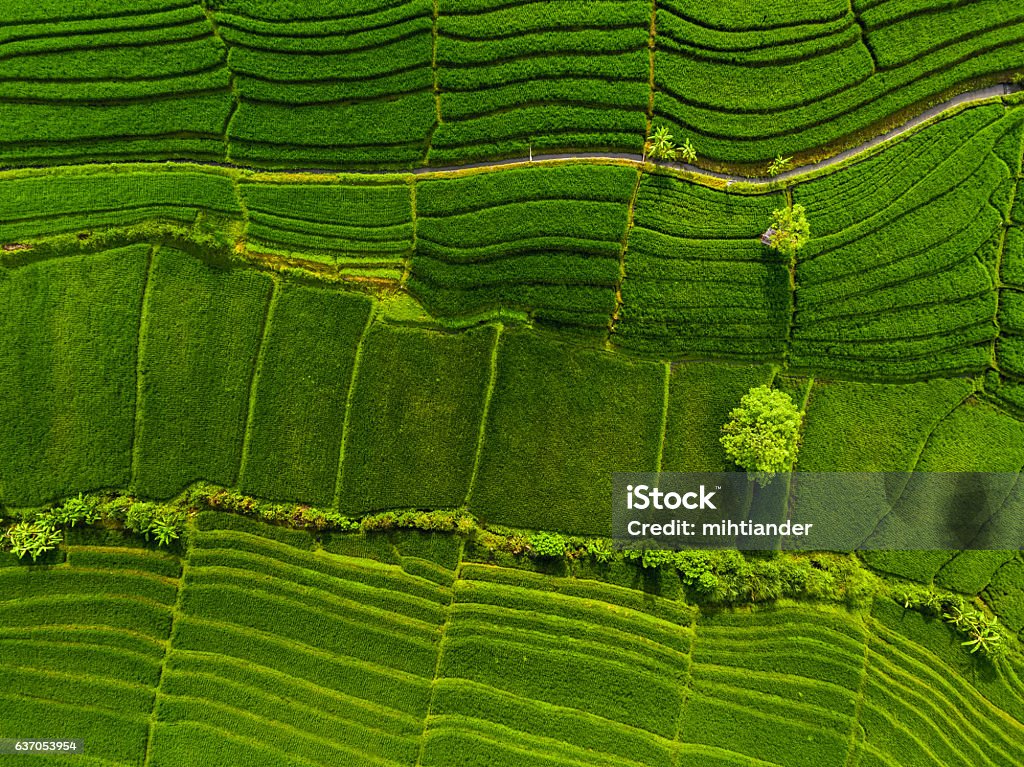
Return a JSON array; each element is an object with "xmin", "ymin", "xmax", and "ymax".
[
  {"xmin": 413, "ymin": 83, "xmax": 1017, "ymax": 186},
  {"xmin": 2, "ymin": 84, "xmax": 1018, "ymax": 188}
]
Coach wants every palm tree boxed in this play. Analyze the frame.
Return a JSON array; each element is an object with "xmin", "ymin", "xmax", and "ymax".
[
  {"xmin": 4, "ymin": 521, "xmax": 62, "ymax": 561},
  {"xmin": 767, "ymin": 154, "xmax": 793, "ymax": 176},
  {"xmin": 678, "ymin": 137, "xmax": 697, "ymax": 164},
  {"xmin": 647, "ymin": 126, "xmax": 676, "ymax": 161}
]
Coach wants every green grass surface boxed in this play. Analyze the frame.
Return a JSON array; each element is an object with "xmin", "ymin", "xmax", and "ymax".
[
  {"xmin": 4, "ymin": 7, "xmax": 1024, "ymax": 766},
  {"xmin": 470, "ymin": 329, "xmax": 666, "ymax": 534},
  {"xmin": 339, "ymin": 323, "xmax": 497, "ymax": 514},
  {"xmin": 429, "ymin": 0, "xmax": 650, "ymax": 164},
  {"xmin": 0, "ymin": 2, "xmax": 231, "ymax": 166},
  {"xmin": 798, "ymin": 378, "xmax": 976, "ymax": 471},
  {"xmin": 790, "ymin": 105, "xmax": 1022, "ymax": 378},
  {"xmin": 656, "ymin": 0, "xmax": 1024, "ymax": 165},
  {"xmin": 616, "ymin": 173, "xmax": 789, "ymax": 359},
  {"xmin": 239, "ymin": 285, "xmax": 373, "ymax": 505},
  {"xmin": 0, "ymin": 107, "xmax": 1021, "ymax": 529},
  {"xmin": 133, "ymin": 247, "xmax": 273, "ymax": 498},
  {"xmin": 0, "ymin": 544, "xmax": 177, "ymax": 766},
  {"xmin": 0, "ymin": 166, "xmax": 240, "ymax": 243},
  {"xmin": 0, "ymin": 246, "xmax": 147, "ymax": 505}
]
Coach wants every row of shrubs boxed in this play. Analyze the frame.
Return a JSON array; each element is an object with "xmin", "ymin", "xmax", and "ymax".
[
  {"xmin": 2, "ymin": 493, "xmax": 189, "ymax": 560},
  {"xmin": 0, "ymin": 484, "xmax": 1008, "ymax": 660}
]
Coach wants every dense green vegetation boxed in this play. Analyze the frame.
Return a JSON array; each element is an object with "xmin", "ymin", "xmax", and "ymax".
[
  {"xmin": 0, "ymin": 246, "xmax": 147, "ymax": 505},
  {"xmin": 339, "ymin": 323, "xmax": 496, "ymax": 515},
  {"xmin": 430, "ymin": 0, "xmax": 651, "ymax": 163},
  {"xmin": 470, "ymin": 329, "xmax": 666, "ymax": 534},
  {"xmin": 1, "ymin": 0, "xmax": 1020, "ymax": 169},
  {"xmin": 790, "ymin": 104, "xmax": 1022, "ymax": 378},
  {"xmin": 616, "ymin": 172, "xmax": 790, "ymax": 358},
  {"xmin": 0, "ymin": 105, "xmax": 1020, "ymax": 536},
  {"xmin": 0, "ymin": 1, "xmax": 233, "ymax": 167},
  {"xmin": 655, "ymin": 0, "xmax": 1024, "ymax": 165},
  {"xmin": 3, "ymin": 20, "xmax": 1024, "ymax": 763},
  {"xmin": 239, "ymin": 179, "xmax": 414, "ymax": 265},
  {"xmin": 239, "ymin": 285, "xmax": 372, "ymax": 505},
  {"xmin": 410, "ymin": 164, "xmax": 638, "ymax": 336},
  {"xmin": 133, "ymin": 247, "xmax": 272, "ymax": 498},
  {"xmin": 3, "ymin": 516, "xmax": 1024, "ymax": 765}
]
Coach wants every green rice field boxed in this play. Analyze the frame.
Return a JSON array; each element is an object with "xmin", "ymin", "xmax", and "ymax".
[
  {"xmin": 4, "ymin": 518, "xmax": 1024, "ymax": 766},
  {"xmin": 3, "ymin": 2, "xmax": 1024, "ymax": 765}
]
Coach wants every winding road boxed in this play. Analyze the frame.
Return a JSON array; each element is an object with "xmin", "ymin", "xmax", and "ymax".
[
  {"xmin": 2, "ymin": 83, "xmax": 1019, "ymax": 189},
  {"xmin": 411, "ymin": 83, "xmax": 1018, "ymax": 186}
]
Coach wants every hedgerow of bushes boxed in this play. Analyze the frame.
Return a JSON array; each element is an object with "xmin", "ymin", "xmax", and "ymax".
[
  {"xmin": 0, "ymin": 483, "xmax": 1012, "ymax": 660},
  {"xmin": 1, "ymin": 485, "xmax": 875, "ymax": 604},
  {"xmin": 2, "ymin": 492, "xmax": 188, "ymax": 560}
]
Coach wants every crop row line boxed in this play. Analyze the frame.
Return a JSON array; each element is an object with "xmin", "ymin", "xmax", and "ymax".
[
  {"xmin": 129, "ymin": 246, "xmax": 157, "ymax": 491},
  {"xmin": 413, "ymin": 539, "xmax": 463, "ymax": 767},
  {"xmin": 994, "ymin": 177, "xmax": 1021, "ymax": 371},
  {"xmin": 463, "ymin": 325, "xmax": 503, "ymax": 509},
  {"xmin": 607, "ymin": 169, "xmax": 645, "ymax": 347},
  {"xmin": 236, "ymin": 281, "xmax": 279, "ymax": 490},
  {"xmin": 331, "ymin": 304, "xmax": 378, "ymax": 511},
  {"xmin": 141, "ymin": 539, "xmax": 188, "ymax": 767}
]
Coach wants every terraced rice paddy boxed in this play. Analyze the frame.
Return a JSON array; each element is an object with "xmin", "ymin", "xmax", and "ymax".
[
  {"xmin": 1, "ymin": 103, "xmax": 1023, "ymax": 527},
  {"xmin": 3, "ymin": 2, "xmax": 1024, "ymax": 763},
  {"xmin": 3, "ymin": 518, "xmax": 1024, "ymax": 766},
  {"xmin": 1, "ymin": 0, "xmax": 1021, "ymax": 169},
  {"xmin": 654, "ymin": 0, "xmax": 1024, "ymax": 165}
]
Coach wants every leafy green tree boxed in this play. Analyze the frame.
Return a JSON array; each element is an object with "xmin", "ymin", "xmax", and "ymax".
[
  {"xmin": 767, "ymin": 204, "xmax": 811, "ymax": 256},
  {"xmin": 646, "ymin": 126, "xmax": 676, "ymax": 161},
  {"xmin": 767, "ymin": 154, "xmax": 793, "ymax": 176},
  {"xmin": 149, "ymin": 516, "xmax": 182, "ymax": 547},
  {"xmin": 529, "ymin": 531, "xmax": 567, "ymax": 558},
  {"xmin": 961, "ymin": 612, "xmax": 1004, "ymax": 657},
  {"xmin": 720, "ymin": 385, "xmax": 803, "ymax": 485}
]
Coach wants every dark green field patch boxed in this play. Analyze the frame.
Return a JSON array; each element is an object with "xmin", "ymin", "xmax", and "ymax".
[
  {"xmin": 340, "ymin": 323, "xmax": 497, "ymax": 514},
  {"xmin": 0, "ymin": 246, "xmax": 147, "ymax": 505},
  {"xmin": 133, "ymin": 248, "xmax": 272, "ymax": 498},
  {"xmin": 470, "ymin": 329, "xmax": 665, "ymax": 534},
  {"xmin": 240, "ymin": 285, "xmax": 373, "ymax": 505}
]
